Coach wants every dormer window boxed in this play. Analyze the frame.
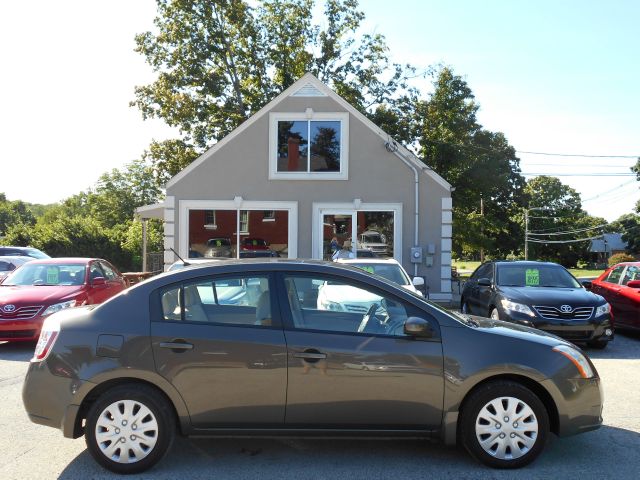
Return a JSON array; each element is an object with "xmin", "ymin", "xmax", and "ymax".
[{"xmin": 269, "ymin": 112, "xmax": 349, "ymax": 180}]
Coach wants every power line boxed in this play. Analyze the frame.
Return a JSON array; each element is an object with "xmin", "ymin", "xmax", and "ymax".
[
  {"xmin": 529, "ymin": 224, "xmax": 608, "ymax": 236},
  {"xmin": 518, "ymin": 151, "xmax": 639, "ymax": 159},
  {"xmin": 582, "ymin": 179, "xmax": 638, "ymax": 202},
  {"xmin": 522, "ymin": 172, "xmax": 636, "ymax": 177},
  {"xmin": 528, "ymin": 235, "xmax": 604, "ymax": 244}
]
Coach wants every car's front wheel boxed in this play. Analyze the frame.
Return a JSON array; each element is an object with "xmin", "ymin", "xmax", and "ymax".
[
  {"xmin": 460, "ymin": 381, "xmax": 549, "ymax": 469},
  {"xmin": 85, "ymin": 384, "xmax": 176, "ymax": 474},
  {"xmin": 587, "ymin": 339, "xmax": 608, "ymax": 350}
]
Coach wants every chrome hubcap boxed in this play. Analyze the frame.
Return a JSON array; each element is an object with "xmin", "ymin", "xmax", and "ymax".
[
  {"xmin": 95, "ymin": 400, "xmax": 158, "ymax": 464},
  {"xmin": 475, "ymin": 396, "xmax": 538, "ymax": 460}
]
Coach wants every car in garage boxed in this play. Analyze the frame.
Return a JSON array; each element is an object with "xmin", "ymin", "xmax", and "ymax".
[
  {"xmin": 0, "ymin": 258, "xmax": 127, "ymax": 342},
  {"xmin": 23, "ymin": 259, "xmax": 603, "ymax": 473},
  {"xmin": 587, "ymin": 261, "xmax": 640, "ymax": 331},
  {"xmin": 460, "ymin": 260, "xmax": 613, "ymax": 348},
  {"xmin": 335, "ymin": 258, "xmax": 424, "ymax": 295}
]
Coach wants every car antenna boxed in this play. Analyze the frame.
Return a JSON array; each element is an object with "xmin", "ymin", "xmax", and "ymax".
[{"xmin": 168, "ymin": 247, "xmax": 190, "ymax": 266}]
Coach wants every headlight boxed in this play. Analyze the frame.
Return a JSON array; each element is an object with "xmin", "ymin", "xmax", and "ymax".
[
  {"xmin": 42, "ymin": 300, "xmax": 77, "ymax": 317},
  {"xmin": 320, "ymin": 300, "xmax": 344, "ymax": 311},
  {"xmin": 595, "ymin": 303, "xmax": 611, "ymax": 317},
  {"xmin": 552, "ymin": 344, "xmax": 595, "ymax": 379},
  {"xmin": 500, "ymin": 299, "xmax": 535, "ymax": 317}
]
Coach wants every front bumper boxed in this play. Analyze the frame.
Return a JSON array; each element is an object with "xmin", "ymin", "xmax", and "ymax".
[
  {"xmin": 502, "ymin": 310, "xmax": 613, "ymax": 343},
  {"xmin": 542, "ymin": 375, "xmax": 604, "ymax": 437},
  {"xmin": 0, "ymin": 318, "xmax": 43, "ymax": 341},
  {"xmin": 22, "ymin": 358, "xmax": 94, "ymax": 438}
]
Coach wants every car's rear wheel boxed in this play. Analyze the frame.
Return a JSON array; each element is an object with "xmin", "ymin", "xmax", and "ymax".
[
  {"xmin": 460, "ymin": 381, "xmax": 549, "ymax": 469},
  {"xmin": 85, "ymin": 384, "xmax": 175, "ymax": 474}
]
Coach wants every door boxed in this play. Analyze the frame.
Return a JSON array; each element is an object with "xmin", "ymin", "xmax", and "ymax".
[
  {"xmin": 278, "ymin": 272, "xmax": 444, "ymax": 429},
  {"xmin": 86, "ymin": 261, "xmax": 112, "ymax": 303},
  {"xmin": 150, "ymin": 273, "xmax": 288, "ymax": 428},
  {"xmin": 618, "ymin": 265, "xmax": 640, "ymax": 327},
  {"xmin": 594, "ymin": 265, "xmax": 626, "ymax": 326},
  {"xmin": 466, "ymin": 263, "xmax": 494, "ymax": 315},
  {"xmin": 320, "ymin": 210, "xmax": 356, "ymax": 260}
]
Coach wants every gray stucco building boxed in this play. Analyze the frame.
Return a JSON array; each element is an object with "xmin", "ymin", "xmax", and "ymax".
[{"xmin": 139, "ymin": 73, "xmax": 454, "ymax": 301}]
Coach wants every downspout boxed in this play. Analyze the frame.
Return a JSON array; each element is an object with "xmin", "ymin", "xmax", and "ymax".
[{"xmin": 386, "ymin": 141, "xmax": 420, "ymax": 277}]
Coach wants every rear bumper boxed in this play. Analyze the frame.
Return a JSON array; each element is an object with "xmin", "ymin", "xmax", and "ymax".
[{"xmin": 22, "ymin": 359, "xmax": 95, "ymax": 438}]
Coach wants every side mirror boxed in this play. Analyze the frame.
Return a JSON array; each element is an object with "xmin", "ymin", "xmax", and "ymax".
[
  {"xmin": 477, "ymin": 278, "xmax": 492, "ymax": 287},
  {"xmin": 581, "ymin": 280, "xmax": 593, "ymax": 290},
  {"xmin": 91, "ymin": 276, "xmax": 107, "ymax": 287},
  {"xmin": 404, "ymin": 317, "xmax": 433, "ymax": 338},
  {"xmin": 412, "ymin": 276, "xmax": 425, "ymax": 287},
  {"xmin": 627, "ymin": 280, "xmax": 640, "ymax": 289}
]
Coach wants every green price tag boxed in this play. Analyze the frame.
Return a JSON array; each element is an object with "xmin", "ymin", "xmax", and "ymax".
[
  {"xmin": 525, "ymin": 269, "xmax": 539, "ymax": 286},
  {"xmin": 358, "ymin": 266, "xmax": 375, "ymax": 274},
  {"xmin": 46, "ymin": 267, "xmax": 59, "ymax": 285}
]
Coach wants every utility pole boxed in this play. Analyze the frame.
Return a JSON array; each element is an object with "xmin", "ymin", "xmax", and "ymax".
[{"xmin": 480, "ymin": 195, "xmax": 484, "ymax": 263}]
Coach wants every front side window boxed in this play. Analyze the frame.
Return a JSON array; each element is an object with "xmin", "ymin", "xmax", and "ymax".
[
  {"xmin": 605, "ymin": 265, "xmax": 625, "ymax": 285},
  {"xmin": 621, "ymin": 265, "xmax": 639, "ymax": 286},
  {"xmin": 283, "ymin": 274, "xmax": 417, "ymax": 337},
  {"xmin": 160, "ymin": 276, "xmax": 273, "ymax": 326},
  {"xmin": 99, "ymin": 262, "xmax": 117, "ymax": 280},
  {"xmin": 473, "ymin": 263, "xmax": 493, "ymax": 281}
]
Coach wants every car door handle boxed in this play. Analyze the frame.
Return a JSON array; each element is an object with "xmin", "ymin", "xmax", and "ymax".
[
  {"xmin": 293, "ymin": 350, "xmax": 327, "ymax": 362},
  {"xmin": 159, "ymin": 341, "xmax": 194, "ymax": 351}
]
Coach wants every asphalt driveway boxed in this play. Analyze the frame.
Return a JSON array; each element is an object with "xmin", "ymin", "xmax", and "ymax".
[{"xmin": 1, "ymin": 332, "xmax": 639, "ymax": 480}]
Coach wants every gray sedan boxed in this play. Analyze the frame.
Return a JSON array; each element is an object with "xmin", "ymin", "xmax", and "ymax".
[{"xmin": 22, "ymin": 260, "xmax": 602, "ymax": 474}]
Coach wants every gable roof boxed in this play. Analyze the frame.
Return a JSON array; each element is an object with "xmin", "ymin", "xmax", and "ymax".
[{"xmin": 166, "ymin": 73, "xmax": 450, "ymax": 190}]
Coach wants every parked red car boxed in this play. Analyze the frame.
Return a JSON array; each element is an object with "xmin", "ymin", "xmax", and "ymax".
[
  {"xmin": 0, "ymin": 258, "xmax": 128, "ymax": 342},
  {"xmin": 588, "ymin": 262, "xmax": 640, "ymax": 331}
]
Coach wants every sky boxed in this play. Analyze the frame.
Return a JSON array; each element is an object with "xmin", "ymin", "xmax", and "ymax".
[{"xmin": 1, "ymin": 0, "xmax": 638, "ymax": 222}]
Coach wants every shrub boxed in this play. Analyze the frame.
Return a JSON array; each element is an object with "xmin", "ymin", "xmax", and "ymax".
[{"xmin": 608, "ymin": 253, "xmax": 636, "ymax": 266}]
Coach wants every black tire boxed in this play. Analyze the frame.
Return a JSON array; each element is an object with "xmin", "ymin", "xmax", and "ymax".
[
  {"xmin": 85, "ymin": 384, "xmax": 176, "ymax": 474},
  {"xmin": 460, "ymin": 381, "xmax": 549, "ymax": 469},
  {"xmin": 587, "ymin": 339, "xmax": 608, "ymax": 350}
]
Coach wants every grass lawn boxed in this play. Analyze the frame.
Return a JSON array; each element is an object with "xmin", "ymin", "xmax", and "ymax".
[{"xmin": 453, "ymin": 260, "xmax": 606, "ymax": 279}]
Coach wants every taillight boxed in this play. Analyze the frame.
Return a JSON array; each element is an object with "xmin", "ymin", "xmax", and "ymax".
[{"xmin": 32, "ymin": 318, "xmax": 60, "ymax": 362}]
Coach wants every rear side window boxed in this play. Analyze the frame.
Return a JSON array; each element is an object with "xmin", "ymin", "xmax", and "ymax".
[
  {"xmin": 605, "ymin": 265, "xmax": 625, "ymax": 284},
  {"xmin": 159, "ymin": 275, "xmax": 274, "ymax": 327}
]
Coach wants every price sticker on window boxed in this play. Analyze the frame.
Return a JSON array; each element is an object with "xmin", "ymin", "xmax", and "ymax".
[
  {"xmin": 525, "ymin": 269, "xmax": 539, "ymax": 286},
  {"xmin": 46, "ymin": 267, "xmax": 59, "ymax": 285},
  {"xmin": 358, "ymin": 266, "xmax": 375, "ymax": 274}
]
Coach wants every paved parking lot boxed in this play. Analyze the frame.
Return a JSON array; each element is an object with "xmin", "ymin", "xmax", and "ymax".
[{"xmin": 2, "ymin": 333, "xmax": 640, "ymax": 480}]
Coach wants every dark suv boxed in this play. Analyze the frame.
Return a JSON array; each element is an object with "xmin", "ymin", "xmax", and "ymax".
[{"xmin": 461, "ymin": 261, "xmax": 612, "ymax": 348}]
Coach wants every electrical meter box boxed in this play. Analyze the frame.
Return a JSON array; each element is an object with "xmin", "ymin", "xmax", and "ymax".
[{"xmin": 410, "ymin": 247, "xmax": 423, "ymax": 264}]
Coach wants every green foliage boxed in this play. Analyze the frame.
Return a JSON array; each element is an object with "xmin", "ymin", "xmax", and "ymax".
[
  {"xmin": 609, "ymin": 213, "xmax": 640, "ymax": 254},
  {"xmin": 4, "ymin": 160, "xmax": 163, "ymax": 271},
  {"xmin": 0, "ymin": 194, "xmax": 37, "ymax": 237},
  {"xmin": 608, "ymin": 252, "xmax": 636, "ymax": 266},
  {"xmin": 132, "ymin": 0, "xmax": 418, "ymax": 183},
  {"xmin": 122, "ymin": 219, "xmax": 165, "ymax": 270},
  {"xmin": 413, "ymin": 67, "xmax": 526, "ymax": 258},
  {"xmin": 524, "ymin": 176, "xmax": 606, "ymax": 267}
]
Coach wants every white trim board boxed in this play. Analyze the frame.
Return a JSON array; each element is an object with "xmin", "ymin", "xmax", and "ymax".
[{"xmin": 178, "ymin": 200, "xmax": 298, "ymax": 259}]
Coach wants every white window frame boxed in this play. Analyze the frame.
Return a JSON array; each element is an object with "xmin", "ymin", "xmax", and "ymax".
[
  {"xmin": 179, "ymin": 200, "xmax": 298, "ymax": 259},
  {"xmin": 239, "ymin": 210, "xmax": 249, "ymax": 234},
  {"xmin": 263, "ymin": 210, "xmax": 275, "ymax": 222},
  {"xmin": 269, "ymin": 111, "xmax": 349, "ymax": 180},
  {"xmin": 311, "ymin": 202, "xmax": 403, "ymax": 262}
]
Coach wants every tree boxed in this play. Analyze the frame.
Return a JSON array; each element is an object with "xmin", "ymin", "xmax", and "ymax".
[
  {"xmin": 0, "ymin": 193, "xmax": 36, "ymax": 238},
  {"xmin": 523, "ymin": 176, "xmax": 606, "ymax": 266},
  {"xmin": 609, "ymin": 213, "xmax": 640, "ymax": 254},
  {"xmin": 132, "ymin": 0, "xmax": 417, "ymax": 184},
  {"xmin": 413, "ymin": 67, "xmax": 526, "ymax": 258},
  {"xmin": 633, "ymin": 157, "xmax": 640, "ymax": 212}
]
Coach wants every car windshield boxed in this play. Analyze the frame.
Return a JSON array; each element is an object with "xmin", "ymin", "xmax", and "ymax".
[
  {"xmin": 496, "ymin": 264, "xmax": 580, "ymax": 288},
  {"xmin": 350, "ymin": 263, "xmax": 410, "ymax": 286},
  {"xmin": 3, "ymin": 264, "xmax": 86, "ymax": 286},
  {"xmin": 362, "ymin": 233, "xmax": 383, "ymax": 243}
]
